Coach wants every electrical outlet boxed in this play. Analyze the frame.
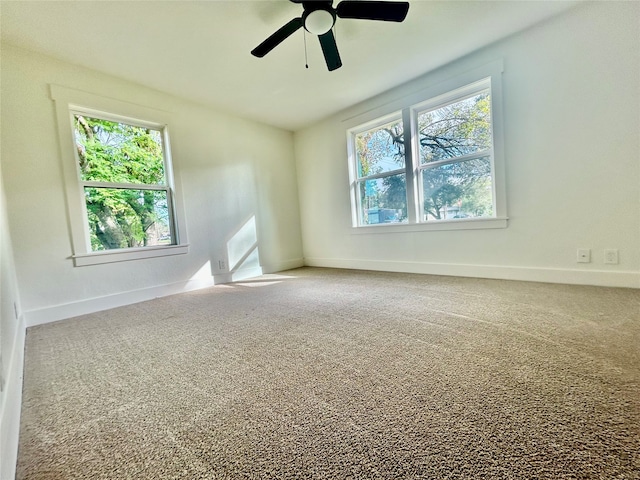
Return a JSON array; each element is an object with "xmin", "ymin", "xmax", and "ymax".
[
  {"xmin": 218, "ymin": 259, "xmax": 226, "ymax": 270},
  {"xmin": 577, "ymin": 248, "xmax": 591, "ymax": 263},
  {"xmin": 604, "ymin": 249, "xmax": 619, "ymax": 265}
]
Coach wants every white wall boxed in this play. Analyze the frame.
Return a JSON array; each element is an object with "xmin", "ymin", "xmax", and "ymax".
[
  {"xmin": 1, "ymin": 44, "xmax": 304, "ymax": 325},
  {"xmin": 0, "ymin": 161, "xmax": 25, "ymax": 480},
  {"xmin": 294, "ymin": 2, "xmax": 640, "ymax": 288}
]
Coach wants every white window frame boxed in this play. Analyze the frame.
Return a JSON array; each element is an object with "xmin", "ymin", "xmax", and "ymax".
[
  {"xmin": 348, "ymin": 111, "xmax": 406, "ymax": 226},
  {"xmin": 51, "ymin": 85, "xmax": 189, "ymax": 266},
  {"xmin": 412, "ymin": 80, "xmax": 495, "ymax": 223},
  {"xmin": 346, "ymin": 60, "xmax": 508, "ymax": 233}
]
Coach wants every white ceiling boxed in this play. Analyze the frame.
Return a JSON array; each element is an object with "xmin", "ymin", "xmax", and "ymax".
[{"xmin": 1, "ymin": 0, "xmax": 579, "ymax": 131}]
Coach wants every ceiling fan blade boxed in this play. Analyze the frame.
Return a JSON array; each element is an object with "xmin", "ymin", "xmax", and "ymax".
[
  {"xmin": 336, "ymin": 1, "xmax": 409, "ymax": 22},
  {"xmin": 251, "ymin": 17, "xmax": 303, "ymax": 58},
  {"xmin": 318, "ymin": 29, "xmax": 342, "ymax": 71}
]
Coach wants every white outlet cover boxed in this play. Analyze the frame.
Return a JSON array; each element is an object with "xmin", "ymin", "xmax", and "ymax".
[
  {"xmin": 577, "ymin": 249, "xmax": 591, "ymax": 263},
  {"xmin": 604, "ymin": 249, "xmax": 619, "ymax": 265}
]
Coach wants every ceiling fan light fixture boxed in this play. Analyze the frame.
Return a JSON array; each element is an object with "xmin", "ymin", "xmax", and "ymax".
[
  {"xmin": 251, "ymin": 1, "xmax": 410, "ymax": 71},
  {"xmin": 304, "ymin": 9, "xmax": 335, "ymax": 35}
]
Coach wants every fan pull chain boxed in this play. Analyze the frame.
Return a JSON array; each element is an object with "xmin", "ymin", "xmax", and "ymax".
[{"xmin": 303, "ymin": 29, "xmax": 309, "ymax": 69}]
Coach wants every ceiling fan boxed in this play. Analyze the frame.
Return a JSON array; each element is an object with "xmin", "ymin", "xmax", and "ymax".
[{"xmin": 251, "ymin": 0, "xmax": 410, "ymax": 71}]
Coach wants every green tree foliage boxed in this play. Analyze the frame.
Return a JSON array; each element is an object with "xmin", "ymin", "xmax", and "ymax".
[{"xmin": 74, "ymin": 115, "xmax": 171, "ymax": 250}]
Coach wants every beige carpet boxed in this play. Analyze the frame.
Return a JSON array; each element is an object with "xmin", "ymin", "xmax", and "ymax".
[{"xmin": 17, "ymin": 267, "xmax": 640, "ymax": 479}]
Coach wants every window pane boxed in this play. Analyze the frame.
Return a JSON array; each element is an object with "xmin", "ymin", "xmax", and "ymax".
[
  {"xmin": 358, "ymin": 174, "xmax": 407, "ymax": 225},
  {"xmin": 421, "ymin": 157, "xmax": 493, "ymax": 221},
  {"xmin": 417, "ymin": 91, "xmax": 491, "ymax": 164},
  {"xmin": 74, "ymin": 115, "xmax": 166, "ymax": 185},
  {"xmin": 84, "ymin": 187, "xmax": 172, "ymax": 251},
  {"xmin": 354, "ymin": 118, "xmax": 405, "ymax": 178}
]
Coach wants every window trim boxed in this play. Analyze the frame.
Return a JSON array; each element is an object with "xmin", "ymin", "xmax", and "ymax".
[
  {"xmin": 50, "ymin": 85, "xmax": 189, "ymax": 266},
  {"xmin": 345, "ymin": 60, "xmax": 507, "ymax": 232}
]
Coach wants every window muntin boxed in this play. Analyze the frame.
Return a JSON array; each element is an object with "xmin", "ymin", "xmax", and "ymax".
[
  {"xmin": 72, "ymin": 112, "xmax": 177, "ymax": 251},
  {"xmin": 349, "ymin": 78, "xmax": 501, "ymax": 228},
  {"xmin": 353, "ymin": 116, "xmax": 408, "ymax": 225}
]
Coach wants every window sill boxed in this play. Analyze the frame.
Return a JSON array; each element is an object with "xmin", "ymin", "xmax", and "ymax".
[
  {"xmin": 72, "ymin": 244, "xmax": 189, "ymax": 267},
  {"xmin": 351, "ymin": 217, "xmax": 508, "ymax": 234}
]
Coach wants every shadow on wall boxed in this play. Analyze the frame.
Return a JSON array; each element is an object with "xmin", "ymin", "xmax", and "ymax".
[
  {"xmin": 214, "ymin": 215, "xmax": 263, "ymax": 284},
  {"xmin": 228, "ymin": 215, "xmax": 260, "ymax": 272}
]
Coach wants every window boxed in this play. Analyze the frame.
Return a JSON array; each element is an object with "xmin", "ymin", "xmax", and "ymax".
[
  {"xmin": 348, "ymin": 69, "xmax": 506, "ymax": 232},
  {"xmin": 51, "ymin": 85, "xmax": 188, "ymax": 266},
  {"xmin": 415, "ymin": 90, "xmax": 493, "ymax": 221},
  {"xmin": 73, "ymin": 113, "xmax": 176, "ymax": 251},
  {"xmin": 353, "ymin": 115, "xmax": 407, "ymax": 225}
]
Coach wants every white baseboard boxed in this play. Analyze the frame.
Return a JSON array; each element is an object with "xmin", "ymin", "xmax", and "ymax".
[
  {"xmin": 304, "ymin": 257, "xmax": 640, "ymax": 288},
  {"xmin": 212, "ymin": 258, "xmax": 305, "ymax": 285},
  {"xmin": 24, "ymin": 276, "xmax": 216, "ymax": 327},
  {"xmin": 22, "ymin": 259, "xmax": 301, "ymax": 327},
  {"xmin": 0, "ymin": 315, "xmax": 26, "ymax": 480},
  {"xmin": 213, "ymin": 265, "xmax": 264, "ymax": 284},
  {"xmin": 261, "ymin": 258, "xmax": 305, "ymax": 274}
]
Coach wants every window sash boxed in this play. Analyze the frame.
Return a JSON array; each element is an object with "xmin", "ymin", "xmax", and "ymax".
[
  {"xmin": 352, "ymin": 114, "xmax": 404, "ymax": 178},
  {"xmin": 355, "ymin": 172, "xmax": 408, "ymax": 226},
  {"xmin": 417, "ymin": 155, "xmax": 495, "ymax": 221},
  {"xmin": 80, "ymin": 185, "xmax": 177, "ymax": 252},
  {"xmin": 71, "ymin": 108, "xmax": 171, "ymax": 185}
]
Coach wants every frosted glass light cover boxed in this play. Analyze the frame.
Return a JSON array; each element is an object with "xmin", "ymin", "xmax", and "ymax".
[{"xmin": 305, "ymin": 10, "xmax": 334, "ymax": 34}]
